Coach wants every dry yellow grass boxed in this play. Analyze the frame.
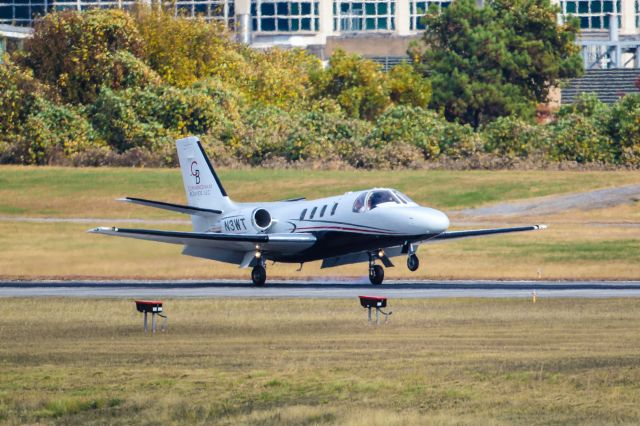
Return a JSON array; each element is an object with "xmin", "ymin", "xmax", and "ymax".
[
  {"xmin": 1, "ymin": 298, "xmax": 640, "ymax": 424},
  {"xmin": 1, "ymin": 221, "xmax": 639, "ymax": 280}
]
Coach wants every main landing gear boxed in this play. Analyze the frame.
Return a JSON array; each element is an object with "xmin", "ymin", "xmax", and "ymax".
[
  {"xmin": 251, "ymin": 260, "xmax": 267, "ymax": 286},
  {"xmin": 368, "ymin": 247, "xmax": 421, "ymax": 285},
  {"xmin": 369, "ymin": 264, "xmax": 384, "ymax": 285},
  {"xmin": 368, "ymin": 251, "xmax": 385, "ymax": 285}
]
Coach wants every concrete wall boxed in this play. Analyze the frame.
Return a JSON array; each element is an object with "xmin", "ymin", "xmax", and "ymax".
[{"xmin": 325, "ymin": 34, "xmax": 419, "ymax": 57}]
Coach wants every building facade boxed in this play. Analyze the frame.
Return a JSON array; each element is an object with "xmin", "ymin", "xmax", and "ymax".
[{"xmin": 1, "ymin": 0, "xmax": 640, "ymax": 68}]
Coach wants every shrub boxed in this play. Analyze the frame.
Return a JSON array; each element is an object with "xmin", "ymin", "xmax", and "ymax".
[
  {"xmin": 608, "ymin": 93, "xmax": 640, "ymax": 166},
  {"xmin": 89, "ymin": 87, "xmax": 172, "ymax": 152},
  {"xmin": 368, "ymin": 106, "xmax": 441, "ymax": 159},
  {"xmin": 21, "ymin": 99, "xmax": 102, "ymax": 165},
  {"xmin": 231, "ymin": 107, "xmax": 373, "ymax": 166},
  {"xmin": 548, "ymin": 113, "xmax": 614, "ymax": 163},
  {"xmin": 483, "ymin": 116, "xmax": 550, "ymax": 158}
]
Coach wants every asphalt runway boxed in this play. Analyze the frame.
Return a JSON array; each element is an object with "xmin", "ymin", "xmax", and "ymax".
[{"xmin": 2, "ymin": 280, "xmax": 640, "ymax": 298}]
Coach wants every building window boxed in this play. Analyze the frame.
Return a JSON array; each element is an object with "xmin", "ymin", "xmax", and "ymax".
[
  {"xmin": 333, "ymin": 0, "xmax": 395, "ymax": 32},
  {"xmin": 251, "ymin": 0, "xmax": 319, "ymax": 32},
  {"xmin": 560, "ymin": 0, "xmax": 621, "ymax": 30},
  {"xmin": 170, "ymin": 0, "xmax": 235, "ymax": 27},
  {"xmin": 0, "ymin": 0, "xmax": 235, "ymax": 28},
  {"xmin": 409, "ymin": 0, "xmax": 450, "ymax": 30}
]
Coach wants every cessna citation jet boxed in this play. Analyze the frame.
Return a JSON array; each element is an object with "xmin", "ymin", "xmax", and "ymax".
[{"xmin": 90, "ymin": 137, "xmax": 546, "ymax": 285}]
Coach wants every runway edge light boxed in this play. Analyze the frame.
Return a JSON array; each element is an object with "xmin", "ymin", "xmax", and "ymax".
[
  {"xmin": 135, "ymin": 300, "xmax": 168, "ymax": 333},
  {"xmin": 359, "ymin": 295, "xmax": 392, "ymax": 324}
]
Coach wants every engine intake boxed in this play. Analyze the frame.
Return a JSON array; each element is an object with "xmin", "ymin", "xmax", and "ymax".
[{"xmin": 252, "ymin": 208, "xmax": 272, "ymax": 231}]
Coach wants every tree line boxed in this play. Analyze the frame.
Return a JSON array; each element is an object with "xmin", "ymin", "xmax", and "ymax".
[{"xmin": 0, "ymin": 0, "xmax": 638, "ymax": 169}]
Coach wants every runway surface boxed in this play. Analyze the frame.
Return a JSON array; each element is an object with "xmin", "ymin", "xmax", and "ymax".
[{"xmin": 2, "ymin": 279, "xmax": 640, "ymax": 298}]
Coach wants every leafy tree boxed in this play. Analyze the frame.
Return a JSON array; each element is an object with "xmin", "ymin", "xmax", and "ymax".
[
  {"xmin": 387, "ymin": 62, "xmax": 432, "ymax": 108},
  {"xmin": 133, "ymin": 6, "xmax": 241, "ymax": 88},
  {"xmin": 311, "ymin": 49, "xmax": 390, "ymax": 120},
  {"xmin": 419, "ymin": 0, "xmax": 582, "ymax": 127},
  {"xmin": 245, "ymin": 48, "xmax": 322, "ymax": 109},
  {"xmin": 20, "ymin": 9, "xmax": 145, "ymax": 104},
  {"xmin": 0, "ymin": 58, "xmax": 54, "ymax": 137}
]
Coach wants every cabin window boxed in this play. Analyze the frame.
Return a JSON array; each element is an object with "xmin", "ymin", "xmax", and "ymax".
[
  {"xmin": 320, "ymin": 205, "xmax": 327, "ymax": 217},
  {"xmin": 331, "ymin": 202, "xmax": 338, "ymax": 215},
  {"xmin": 352, "ymin": 192, "xmax": 367, "ymax": 212},
  {"xmin": 299, "ymin": 208, "xmax": 307, "ymax": 220},
  {"xmin": 310, "ymin": 206, "xmax": 318, "ymax": 219}
]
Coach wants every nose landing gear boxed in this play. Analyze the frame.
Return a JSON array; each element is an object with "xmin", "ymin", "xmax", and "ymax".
[{"xmin": 407, "ymin": 253, "xmax": 419, "ymax": 272}]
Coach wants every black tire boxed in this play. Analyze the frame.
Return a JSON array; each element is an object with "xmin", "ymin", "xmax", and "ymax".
[
  {"xmin": 407, "ymin": 254, "xmax": 419, "ymax": 272},
  {"xmin": 369, "ymin": 264, "xmax": 384, "ymax": 285},
  {"xmin": 251, "ymin": 264, "xmax": 266, "ymax": 286}
]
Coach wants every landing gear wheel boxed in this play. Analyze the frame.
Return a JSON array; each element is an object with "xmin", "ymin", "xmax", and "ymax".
[
  {"xmin": 251, "ymin": 264, "xmax": 266, "ymax": 286},
  {"xmin": 369, "ymin": 264, "xmax": 384, "ymax": 285},
  {"xmin": 407, "ymin": 254, "xmax": 419, "ymax": 272}
]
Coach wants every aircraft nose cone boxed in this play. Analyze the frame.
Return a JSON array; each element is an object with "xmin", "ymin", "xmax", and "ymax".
[{"xmin": 430, "ymin": 209, "xmax": 450, "ymax": 233}]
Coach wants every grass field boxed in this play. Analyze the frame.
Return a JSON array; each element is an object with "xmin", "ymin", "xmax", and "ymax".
[
  {"xmin": 1, "ymin": 298, "xmax": 640, "ymax": 425},
  {"xmin": 2, "ymin": 166, "xmax": 639, "ymax": 218},
  {"xmin": 1, "ymin": 166, "xmax": 639, "ymax": 280}
]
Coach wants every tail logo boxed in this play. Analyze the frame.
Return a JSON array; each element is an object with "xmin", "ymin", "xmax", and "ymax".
[{"xmin": 190, "ymin": 161, "xmax": 201, "ymax": 185}]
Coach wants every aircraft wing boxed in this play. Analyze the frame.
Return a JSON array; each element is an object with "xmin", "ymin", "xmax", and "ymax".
[
  {"xmin": 424, "ymin": 225, "xmax": 546, "ymax": 243},
  {"xmin": 88, "ymin": 227, "xmax": 316, "ymax": 253}
]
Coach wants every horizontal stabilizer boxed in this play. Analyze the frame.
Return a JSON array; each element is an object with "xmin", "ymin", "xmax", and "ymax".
[{"xmin": 119, "ymin": 197, "xmax": 223, "ymax": 216}]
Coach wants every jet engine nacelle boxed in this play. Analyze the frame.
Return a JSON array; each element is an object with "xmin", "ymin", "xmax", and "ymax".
[{"xmin": 218, "ymin": 208, "xmax": 273, "ymax": 234}]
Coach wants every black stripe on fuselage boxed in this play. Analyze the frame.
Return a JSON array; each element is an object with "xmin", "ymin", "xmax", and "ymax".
[{"xmin": 270, "ymin": 230, "xmax": 436, "ymax": 263}]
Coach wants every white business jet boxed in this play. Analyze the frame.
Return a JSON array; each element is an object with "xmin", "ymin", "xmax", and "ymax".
[{"xmin": 90, "ymin": 137, "xmax": 546, "ymax": 285}]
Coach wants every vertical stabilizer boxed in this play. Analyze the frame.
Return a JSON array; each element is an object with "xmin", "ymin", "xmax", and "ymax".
[{"xmin": 176, "ymin": 137, "xmax": 233, "ymax": 230}]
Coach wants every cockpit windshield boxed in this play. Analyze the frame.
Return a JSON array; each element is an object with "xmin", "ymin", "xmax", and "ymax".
[
  {"xmin": 392, "ymin": 190, "xmax": 415, "ymax": 204},
  {"xmin": 368, "ymin": 190, "xmax": 399, "ymax": 209},
  {"xmin": 353, "ymin": 190, "xmax": 403, "ymax": 212}
]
